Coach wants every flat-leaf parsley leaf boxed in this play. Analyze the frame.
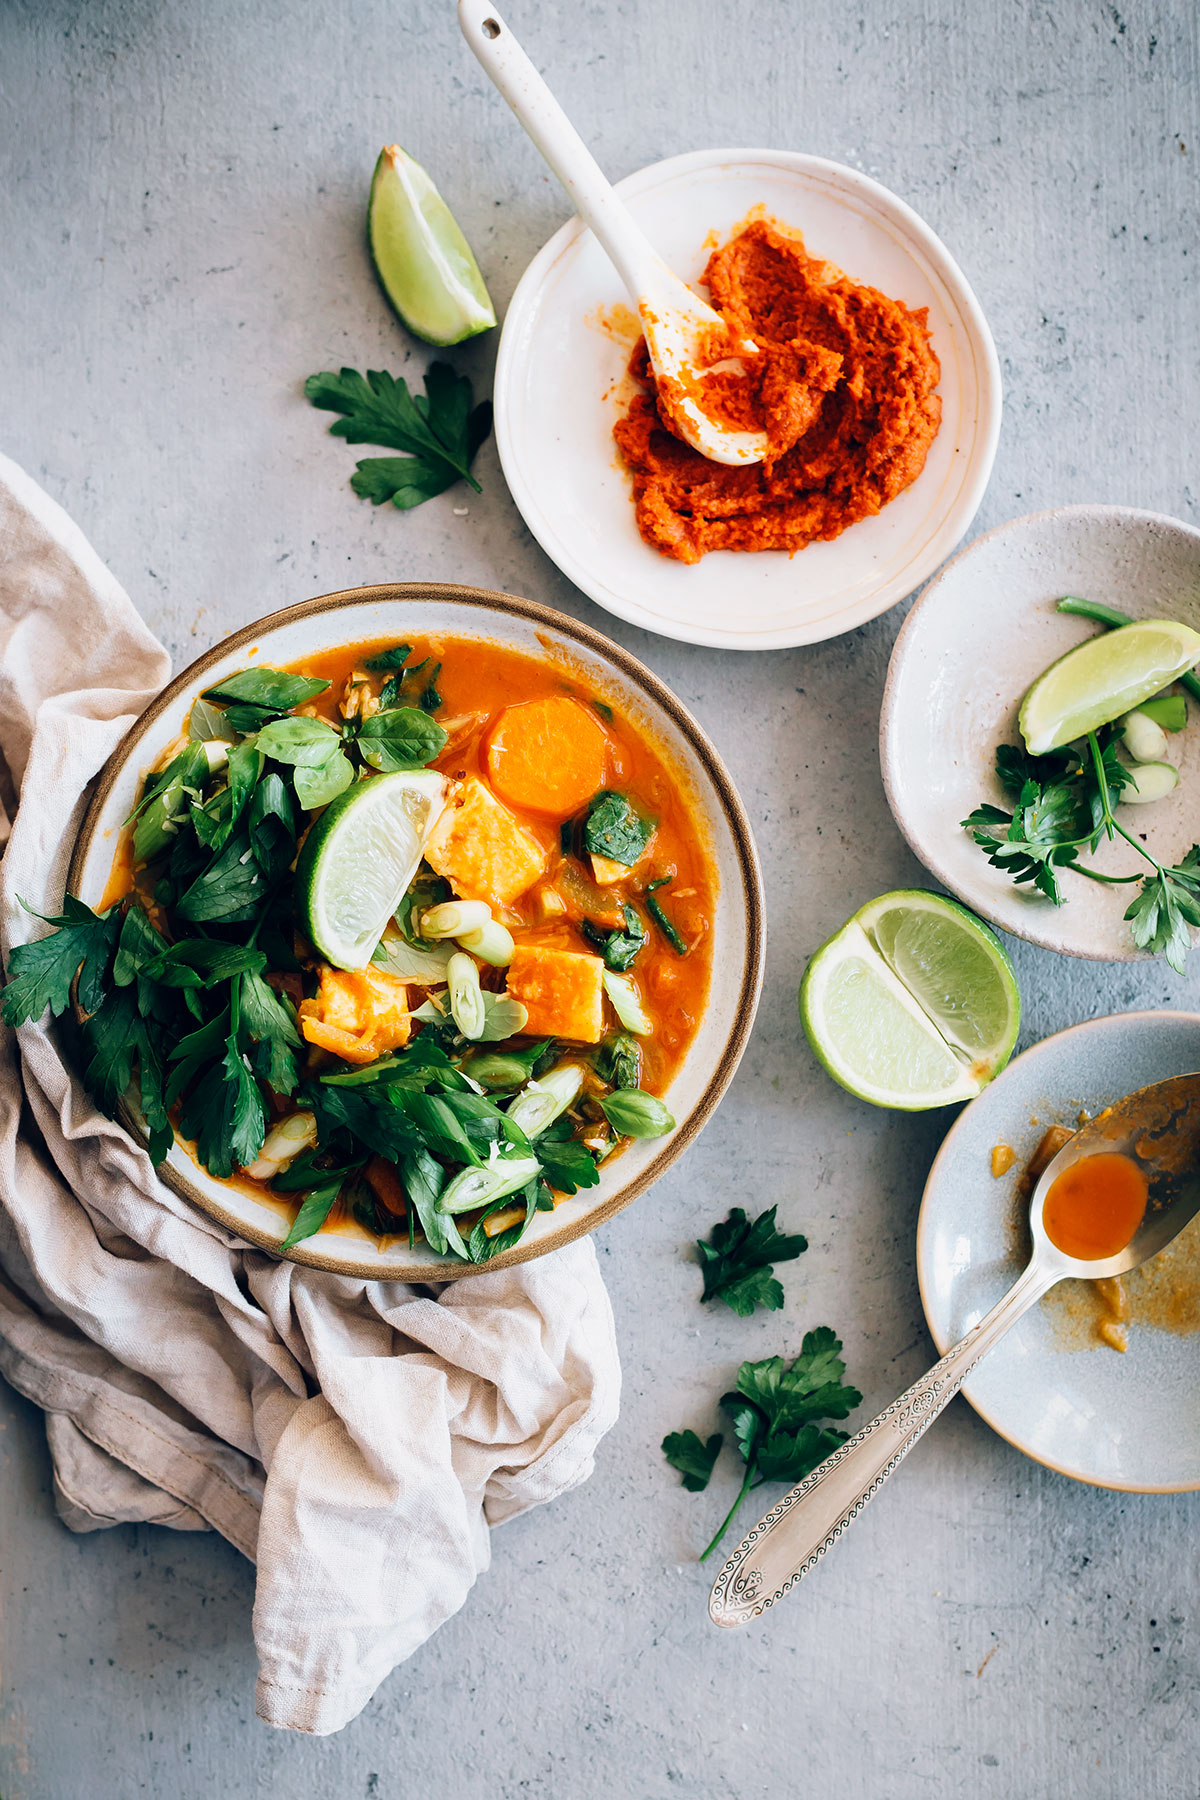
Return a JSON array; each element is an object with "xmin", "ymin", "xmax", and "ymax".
[{"xmin": 304, "ymin": 362, "xmax": 492, "ymax": 509}]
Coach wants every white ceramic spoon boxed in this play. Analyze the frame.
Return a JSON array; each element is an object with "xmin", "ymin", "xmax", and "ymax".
[{"xmin": 458, "ymin": 0, "xmax": 769, "ymax": 467}]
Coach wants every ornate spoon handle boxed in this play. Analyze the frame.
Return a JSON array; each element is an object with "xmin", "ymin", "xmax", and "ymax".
[{"xmin": 709, "ymin": 1258, "xmax": 1058, "ymax": 1626}]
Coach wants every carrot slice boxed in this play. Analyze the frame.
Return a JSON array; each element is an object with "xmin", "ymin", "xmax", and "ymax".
[{"xmin": 485, "ymin": 696, "xmax": 608, "ymax": 819}]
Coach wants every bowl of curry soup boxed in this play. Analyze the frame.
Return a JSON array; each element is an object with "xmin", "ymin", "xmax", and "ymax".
[{"xmin": 66, "ymin": 582, "xmax": 764, "ymax": 1280}]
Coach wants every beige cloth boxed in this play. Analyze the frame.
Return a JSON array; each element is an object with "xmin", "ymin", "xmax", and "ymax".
[{"xmin": 0, "ymin": 455, "xmax": 620, "ymax": 1734}]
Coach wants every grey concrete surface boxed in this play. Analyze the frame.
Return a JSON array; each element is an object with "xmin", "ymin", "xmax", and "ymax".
[{"xmin": 1, "ymin": 0, "xmax": 1198, "ymax": 1794}]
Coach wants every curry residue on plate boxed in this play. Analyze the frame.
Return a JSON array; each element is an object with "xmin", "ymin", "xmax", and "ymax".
[{"xmin": 612, "ymin": 219, "xmax": 942, "ymax": 564}]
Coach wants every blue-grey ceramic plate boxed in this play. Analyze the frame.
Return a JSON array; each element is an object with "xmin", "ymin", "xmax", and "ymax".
[{"xmin": 917, "ymin": 1010, "xmax": 1200, "ymax": 1492}]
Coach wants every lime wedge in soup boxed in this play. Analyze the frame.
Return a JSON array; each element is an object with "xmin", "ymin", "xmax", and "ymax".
[
  {"xmin": 296, "ymin": 770, "xmax": 448, "ymax": 970},
  {"xmin": 800, "ymin": 890, "xmax": 1020, "ymax": 1110},
  {"xmin": 1019, "ymin": 618, "xmax": 1200, "ymax": 756},
  {"xmin": 368, "ymin": 145, "xmax": 497, "ymax": 346}
]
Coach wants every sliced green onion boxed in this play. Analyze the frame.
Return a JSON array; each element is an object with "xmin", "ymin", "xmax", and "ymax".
[
  {"xmin": 602, "ymin": 970, "xmax": 652, "ymax": 1037},
  {"xmin": 440, "ymin": 1152, "xmax": 542, "ymax": 1215},
  {"xmin": 420, "ymin": 900, "xmax": 492, "ymax": 940},
  {"xmin": 456, "ymin": 920, "xmax": 515, "ymax": 966},
  {"xmin": 243, "ymin": 1110, "xmax": 318, "ymax": 1180},
  {"xmin": 446, "ymin": 951, "xmax": 486, "ymax": 1039},
  {"xmin": 460, "ymin": 1051, "xmax": 533, "ymax": 1090},
  {"xmin": 505, "ymin": 1064, "xmax": 584, "ymax": 1138}
]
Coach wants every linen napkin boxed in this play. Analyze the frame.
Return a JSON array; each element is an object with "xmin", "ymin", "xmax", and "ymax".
[{"xmin": 0, "ymin": 454, "xmax": 621, "ymax": 1735}]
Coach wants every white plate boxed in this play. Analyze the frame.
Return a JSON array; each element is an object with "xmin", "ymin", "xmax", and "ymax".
[
  {"xmin": 918, "ymin": 1010, "xmax": 1200, "ymax": 1491},
  {"xmin": 880, "ymin": 504, "xmax": 1200, "ymax": 961},
  {"xmin": 495, "ymin": 147, "xmax": 1001, "ymax": 650},
  {"xmin": 67, "ymin": 584, "xmax": 764, "ymax": 1282}
]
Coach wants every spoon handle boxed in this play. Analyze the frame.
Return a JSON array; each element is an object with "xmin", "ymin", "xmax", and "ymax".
[
  {"xmin": 458, "ymin": 0, "xmax": 661, "ymax": 295},
  {"xmin": 708, "ymin": 1259, "xmax": 1058, "ymax": 1627}
]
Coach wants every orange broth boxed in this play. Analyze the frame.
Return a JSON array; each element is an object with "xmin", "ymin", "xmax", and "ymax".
[{"xmin": 295, "ymin": 635, "xmax": 716, "ymax": 1092}]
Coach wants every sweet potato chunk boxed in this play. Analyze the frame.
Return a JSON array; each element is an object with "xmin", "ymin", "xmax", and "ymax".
[
  {"xmin": 423, "ymin": 776, "xmax": 547, "ymax": 907},
  {"xmin": 506, "ymin": 944, "xmax": 605, "ymax": 1043},
  {"xmin": 298, "ymin": 965, "xmax": 410, "ymax": 1065},
  {"xmin": 485, "ymin": 695, "xmax": 608, "ymax": 820}
]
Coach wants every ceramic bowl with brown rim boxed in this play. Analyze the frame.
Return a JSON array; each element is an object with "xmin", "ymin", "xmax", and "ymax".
[{"xmin": 68, "ymin": 582, "xmax": 764, "ymax": 1281}]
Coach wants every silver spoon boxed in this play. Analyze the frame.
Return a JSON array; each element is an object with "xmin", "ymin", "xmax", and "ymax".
[
  {"xmin": 458, "ymin": 0, "xmax": 770, "ymax": 467},
  {"xmin": 709, "ymin": 1073, "xmax": 1200, "ymax": 1627}
]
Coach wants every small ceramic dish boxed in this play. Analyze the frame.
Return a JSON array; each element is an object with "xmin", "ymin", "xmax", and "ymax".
[
  {"xmin": 918, "ymin": 1009, "xmax": 1200, "ymax": 1492},
  {"xmin": 494, "ymin": 147, "xmax": 1001, "ymax": 651},
  {"xmin": 67, "ymin": 583, "xmax": 764, "ymax": 1281},
  {"xmin": 881, "ymin": 504, "xmax": 1200, "ymax": 960}
]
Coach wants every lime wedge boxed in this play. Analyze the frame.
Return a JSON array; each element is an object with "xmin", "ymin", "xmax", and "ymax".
[
  {"xmin": 1019, "ymin": 619, "xmax": 1200, "ymax": 756},
  {"xmin": 295, "ymin": 771, "xmax": 448, "ymax": 970},
  {"xmin": 368, "ymin": 146, "xmax": 496, "ymax": 346},
  {"xmin": 800, "ymin": 890, "xmax": 1020, "ymax": 1110}
]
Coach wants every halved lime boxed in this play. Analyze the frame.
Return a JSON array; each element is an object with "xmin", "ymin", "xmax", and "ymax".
[
  {"xmin": 800, "ymin": 890, "xmax": 1020, "ymax": 1110},
  {"xmin": 1019, "ymin": 619, "xmax": 1200, "ymax": 756},
  {"xmin": 367, "ymin": 146, "xmax": 496, "ymax": 346},
  {"xmin": 295, "ymin": 771, "xmax": 448, "ymax": 970}
]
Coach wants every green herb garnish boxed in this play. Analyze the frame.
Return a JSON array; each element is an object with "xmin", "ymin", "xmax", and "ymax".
[
  {"xmin": 304, "ymin": 362, "xmax": 492, "ymax": 510},
  {"xmin": 645, "ymin": 875, "xmax": 687, "ymax": 955},
  {"xmin": 697, "ymin": 1206, "xmax": 808, "ymax": 1316},
  {"xmin": 661, "ymin": 1430, "xmax": 723, "ymax": 1492},
  {"xmin": 666, "ymin": 1332, "xmax": 862, "ymax": 1562},
  {"xmin": 582, "ymin": 791, "xmax": 656, "ymax": 866},
  {"xmin": 964, "ymin": 727, "xmax": 1200, "ymax": 971},
  {"xmin": 581, "ymin": 903, "xmax": 646, "ymax": 970}
]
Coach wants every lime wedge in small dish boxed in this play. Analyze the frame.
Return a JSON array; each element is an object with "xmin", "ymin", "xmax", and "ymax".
[
  {"xmin": 1019, "ymin": 619, "xmax": 1200, "ymax": 756},
  {"xmin": 296, "ymin": 770, "xmax": 448, "ymax": 970},
  {"xmin": 800, "ymin": 890, "xmax": 1020, "ymax": 1110},
  {"xmin": 368, "ymin": 145, "xmax": 497, "ymax": 346}
]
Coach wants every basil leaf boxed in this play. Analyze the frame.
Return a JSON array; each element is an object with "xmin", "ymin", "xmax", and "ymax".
[
  {"xmin": 477, "ymin": 990, "xmax": 530, "ymax": 1042},
  {"xmin": 364, "ymin": 643, "xmax": 413, "ymax": 672},
  {"xmin": 295, "ymin": 753, "xmax": 355, "ymax": 809},
  {"xmin": 280, "ymin": 1175, "xmax": 344, "ymax": 1250},
  {"xmin": 582, "ymin": 904, "xmax": 646, "ymax": 971},
  {"xmin": 202, "ymin": 668, "xmax": 330, "ymax": 711},
  {"xmin": 256, "ymin": 716, "xmax": 355, "ymax": 809},
  {"xmin": 356, "ymin": 706, "xmax": 448, "ymax": 772},
  {"xmin": 256, "ymin": 715, "xmax": 343, "ymax": 766},
  {"xmin": 188, "ymin": 697, "xmax": 238, "ymax": 743},
  {"xmin": 582, "ymin": 791, "xmax": 656, "ymax": 866}
]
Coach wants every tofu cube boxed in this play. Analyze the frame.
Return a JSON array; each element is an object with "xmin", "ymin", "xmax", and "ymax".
[
  {"xmin": 423, "ymin": 777, "xmax": 547, "ymax": 909},
  {"xmin": 506, "ymin": 944, "xmax": 606, "ymax": 1044}
]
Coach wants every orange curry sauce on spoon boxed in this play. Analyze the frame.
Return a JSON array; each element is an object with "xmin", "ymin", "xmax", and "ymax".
[{"xmin": 1042, "ymin": 1153, "xmax": 1150, "ymax": 1261}]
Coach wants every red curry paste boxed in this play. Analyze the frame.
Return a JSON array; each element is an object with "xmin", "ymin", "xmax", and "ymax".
[{"xmin": 613, "ymin": 220, "xmax": 942, "ymax": 564}]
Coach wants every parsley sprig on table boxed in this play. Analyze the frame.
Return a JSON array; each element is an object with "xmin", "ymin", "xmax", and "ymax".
[
  {"xmin": 304, "ymin": 362, "xmax": 492, "ymax": 510},
  {"xmin": 697, "ymin": 1205, "xmax": 808, "ymax": 1316},
  {"xmin": 663, "ymin": 1331, "xmax": 862, "ymax": 1561},
  {"xmin": 963, "ymin": 727, "xmax": 1200, "ymax": 972}
]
